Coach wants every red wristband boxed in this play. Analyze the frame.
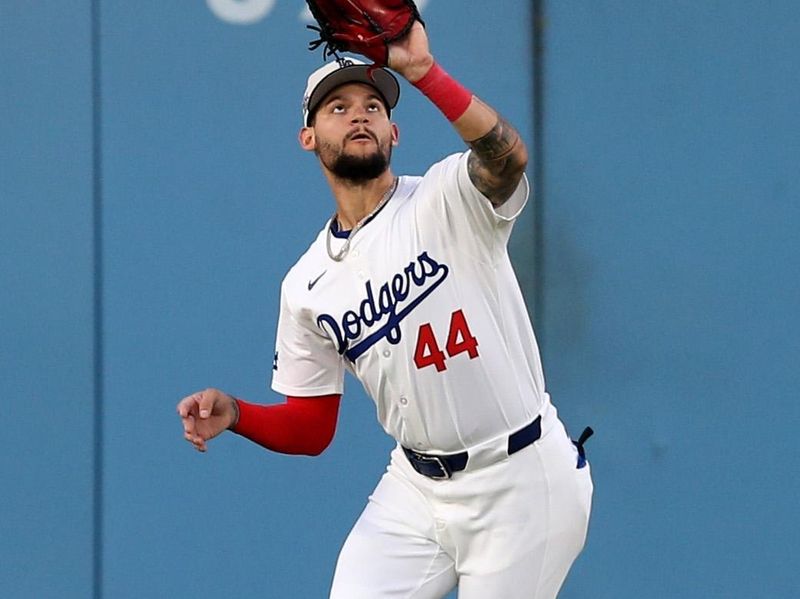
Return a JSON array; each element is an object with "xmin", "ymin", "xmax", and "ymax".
[{"xmin": 412, "ymin": 62, "xmax": 473, "ymax": 122}]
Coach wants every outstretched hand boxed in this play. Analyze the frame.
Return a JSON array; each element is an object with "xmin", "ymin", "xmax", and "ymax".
[
  {"xmin": 387, "ymin": 21, "xmax": 434, "ymax": 83},
  {"xmin": 176, "ymin": 388, "xmax": 238, "ymax": 452}
]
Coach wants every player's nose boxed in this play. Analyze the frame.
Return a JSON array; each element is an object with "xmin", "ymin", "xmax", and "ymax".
[{"xmin": 349, "ymin": 104, "xmax": 371, "ymax": 123}]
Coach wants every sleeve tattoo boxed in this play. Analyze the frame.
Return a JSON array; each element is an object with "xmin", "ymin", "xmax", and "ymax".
[{"xmin": 467, "ymin": 116, "xmax": 527, "ymax": 207}]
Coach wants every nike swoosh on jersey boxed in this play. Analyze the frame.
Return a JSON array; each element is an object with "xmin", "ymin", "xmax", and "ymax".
[{"xmin": 308, "ymin": 270, "xmax": 327, "ymax": 291}]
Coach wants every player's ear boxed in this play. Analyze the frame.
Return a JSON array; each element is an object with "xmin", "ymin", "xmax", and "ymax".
[
  {"xmin": 299, "ymin": 126, "xmax": 316, "ymax": 151},
  {"xmin": 390, "ymin": 122, "xmax": 399, "ymax": 147}
]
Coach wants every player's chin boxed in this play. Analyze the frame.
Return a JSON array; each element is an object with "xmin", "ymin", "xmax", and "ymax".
[
  {"xmin": 331, "ymin": 148, "xmax": 390, "ymax": 181},
  {"xmin": 349, "ymin": 142, "xmax": 392, "ymax": 162},
  {"xmin": 343, "ymin": 140, "xmax": 379, "ymax": 156}
]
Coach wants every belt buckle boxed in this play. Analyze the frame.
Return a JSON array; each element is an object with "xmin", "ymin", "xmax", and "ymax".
[{"xmin": 413, "ymin": 452, "xmax": 452, "ymax": 480}]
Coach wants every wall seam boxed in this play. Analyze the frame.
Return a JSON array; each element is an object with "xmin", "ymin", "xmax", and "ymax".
[
  {"xmin": 91, "ymin": 0, "xmax": 104, "ymax": 597},
  {"xmin": 532, "ymin": 0, "xmax": 546, "ymax": 344}
]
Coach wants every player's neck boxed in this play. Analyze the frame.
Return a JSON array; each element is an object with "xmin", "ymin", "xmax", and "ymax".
[{"xmin": 328, "ymin": 170, "xmax": 396, "ymax": 230}]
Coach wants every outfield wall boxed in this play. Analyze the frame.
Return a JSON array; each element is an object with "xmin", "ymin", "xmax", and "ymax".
[{"xmin": 2, "ymin": 2, "xmax": 798, "ymax": 597}]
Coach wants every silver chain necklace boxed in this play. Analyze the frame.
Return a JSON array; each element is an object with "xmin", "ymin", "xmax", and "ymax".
[{"xmin": 326, "ymin": 177, "xmax": 398, "ymax": 262}]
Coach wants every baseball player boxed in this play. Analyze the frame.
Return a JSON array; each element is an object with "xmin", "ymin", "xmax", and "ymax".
[{"xmin": 178, "ymin": 21, "xmax": 592, "ymax": 599}]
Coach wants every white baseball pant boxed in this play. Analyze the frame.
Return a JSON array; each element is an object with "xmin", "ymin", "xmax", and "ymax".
[{"xmin": 329, "ymin": 415, "xmax": 593, "ymax": 598}]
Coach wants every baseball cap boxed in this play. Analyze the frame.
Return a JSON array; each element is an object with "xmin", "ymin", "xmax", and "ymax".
[{"xmin": 302, "ymin": 57, "xmax": 400, "ymax": 126}]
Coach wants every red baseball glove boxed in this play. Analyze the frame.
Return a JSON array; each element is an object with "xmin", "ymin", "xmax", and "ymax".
[{"xmin": 306, "ymin": 0, "xmax": 423, "ymax": 65}]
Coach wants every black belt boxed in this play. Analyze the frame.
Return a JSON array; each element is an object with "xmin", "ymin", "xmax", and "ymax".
[{"xmin": 401, "ymin": 416, "xmax": 542, "ymax": 480}]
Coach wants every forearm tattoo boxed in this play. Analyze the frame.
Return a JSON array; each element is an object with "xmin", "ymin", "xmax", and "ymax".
[
  {"xmin": 467, "ymin": 116, "xmax": 525, "ymax": 207},
  {"xmin": 469, "ymin": 116, "xmax": 521, "ymax": 163}
]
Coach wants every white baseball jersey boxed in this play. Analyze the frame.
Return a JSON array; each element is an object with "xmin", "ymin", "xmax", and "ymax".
[{"xmin": 272, "ymin": 151, "xmax": 548, "ymax": 453}]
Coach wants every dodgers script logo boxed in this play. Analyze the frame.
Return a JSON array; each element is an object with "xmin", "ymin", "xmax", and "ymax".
[{"xmin": 317, "ymin": 252, "xmax": 449, "ymax": 361}]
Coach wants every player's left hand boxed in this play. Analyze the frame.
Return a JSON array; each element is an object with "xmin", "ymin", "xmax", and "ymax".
[{"xmin": 387, "ymin": 21, "xmax": 434, "ymax": 83}]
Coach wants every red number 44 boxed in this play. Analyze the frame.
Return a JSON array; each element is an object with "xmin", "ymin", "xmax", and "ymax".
[{"xmin": 413, "ymin": 309, "xmax": 479, "ymax": 372}]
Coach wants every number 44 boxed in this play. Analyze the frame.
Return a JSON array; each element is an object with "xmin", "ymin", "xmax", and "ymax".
[{"xmin": 413, "ymin": 309, "xmax": 479, "ymax": 372}]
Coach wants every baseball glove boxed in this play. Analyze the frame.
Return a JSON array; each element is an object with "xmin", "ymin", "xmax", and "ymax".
[{"xmin": 306, "ymin": 0, "xmax": 423, "ymax": 65}]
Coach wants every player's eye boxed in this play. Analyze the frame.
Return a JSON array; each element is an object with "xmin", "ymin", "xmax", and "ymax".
[
  {"xmin": 367, "ymin": 103, "xmax": 381, "ymax": 112},
  {"xmin": 332, "ymin": 104, "xmax": 346, "ymax": 114}
]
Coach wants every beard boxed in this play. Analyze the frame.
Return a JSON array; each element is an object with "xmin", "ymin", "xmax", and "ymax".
[
  {"xmin": 317, "ymin": 138, "xmax": 392, "ymax": 183},
  {"xmin": 331, "ymin": 150, "xmax": 390, "ymax": 182}
]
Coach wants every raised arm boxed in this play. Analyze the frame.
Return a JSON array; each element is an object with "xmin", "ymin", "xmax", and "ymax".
[{"xmin": 388, "ymin": 22, "xmax": 528, "ymax": 207}]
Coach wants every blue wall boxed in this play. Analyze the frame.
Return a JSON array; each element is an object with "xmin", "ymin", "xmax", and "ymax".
[
  {"xmin": 1, "ymin": 2, "xmax": 95, "ymax": 597},
  {"xmin": 2, "ymin": 1, "xmax": 798, "ymax": 598},
  {"xmin": 543, "ymin": 4, "xmax": 800, "ymax": 598}
]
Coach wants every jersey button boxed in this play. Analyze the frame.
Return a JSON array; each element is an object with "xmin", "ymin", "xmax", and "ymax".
[
  {"xmin": 382, "ymin": 349, "xmax": 391, "ymax": 358},
  {"xmin": 399, "ymin": 396, "xmax": 408, "ymax": 406},
  {"xmin": 357, "ymin": 270, "xmax": 366, "ymax": 280}
]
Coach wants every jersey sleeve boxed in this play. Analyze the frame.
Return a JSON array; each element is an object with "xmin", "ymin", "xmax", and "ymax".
[
  {"xmin": 270, "ymin": 282, "xmax": 345, "ymax": 397},
  {"xmin": 415, "ymin": 151, "xmax": 529, "ymax": 256}
]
